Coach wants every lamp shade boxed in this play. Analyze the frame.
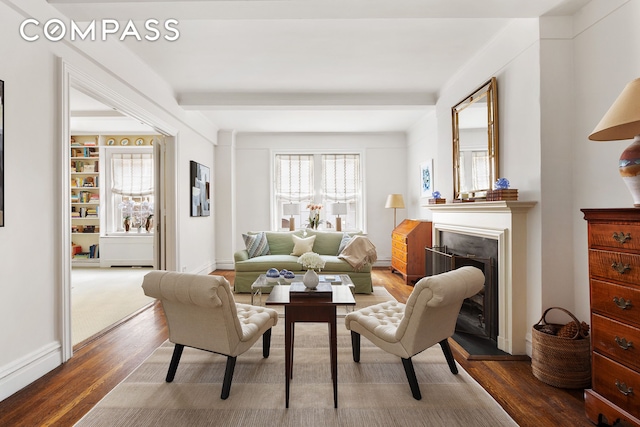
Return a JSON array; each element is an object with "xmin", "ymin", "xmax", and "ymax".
[
  {"xmin": 331, "ymin": 202, "xmax": 347, "ymax": 215},
  {"xmin": 385, "ymin": 194, "xmax": 405, "ymax": 209},
  {"xmin": 589, "ymin": 78, "xmax": 640, "ymax": 141},
  {"xmin": 282, "ymin": 203, "xmax": 300, "ymax": 216}
]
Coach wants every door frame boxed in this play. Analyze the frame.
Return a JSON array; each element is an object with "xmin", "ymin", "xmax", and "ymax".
[{"xmin": 59, "ymin": 59, "xmax": 178, "ymax": 361}]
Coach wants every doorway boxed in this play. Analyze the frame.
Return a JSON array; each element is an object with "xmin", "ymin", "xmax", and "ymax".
[{"xmin": 60, "ymin": 61, "xmax": 177, "ymax": 360}]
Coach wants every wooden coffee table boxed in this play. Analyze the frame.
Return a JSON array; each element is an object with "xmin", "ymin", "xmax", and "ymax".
[{"xmin": 266, "ymin": 284, "xmax": 356, "ymax": 408}]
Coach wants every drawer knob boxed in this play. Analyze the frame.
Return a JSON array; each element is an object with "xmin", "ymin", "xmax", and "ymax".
[
  {"xmin": 615, "ymin": 336, "xmax": 634, "ymax": 350},
  {"xmin": 611, "ymin": 262, "xmax": 631, "ymax": 274},
  {"xmin": 613, "ymin": 232, "xmax": 632, "ymax": 244},
  {"xmin": 613, "ymin": 296, "xmax": 633, "ymax": 310},
  {"xmin": 615, "ymin": 380, "xmax": 634, "ymax": 396}
]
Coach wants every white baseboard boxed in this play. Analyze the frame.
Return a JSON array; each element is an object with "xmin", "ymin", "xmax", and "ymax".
[{"xmin": 0, "ymin": 342, "xmax": 62, "ymax": 402}]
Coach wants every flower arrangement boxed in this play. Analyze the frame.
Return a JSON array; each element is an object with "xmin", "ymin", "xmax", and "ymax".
[
  {"xmin": 307, "ymin": 203, "xmax": 323, "ymax": 229},
  {"xmin": 297, "ymin": 252, "xmax": 326, "ymax": 271}
]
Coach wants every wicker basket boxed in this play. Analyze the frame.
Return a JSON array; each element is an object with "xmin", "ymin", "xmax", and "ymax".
[{"xmin": 531, "ymin": 307, "xmax": 591, "ymax": 389}]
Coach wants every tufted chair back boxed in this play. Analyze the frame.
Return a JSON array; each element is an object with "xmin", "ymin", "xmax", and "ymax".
[
  {"xmin": 395, "ymin": 266, "xmax": 485, "ymax": 356},
  {"xmin": 142, "ymin": 270, "xmax": 277, "ymax": 357}
]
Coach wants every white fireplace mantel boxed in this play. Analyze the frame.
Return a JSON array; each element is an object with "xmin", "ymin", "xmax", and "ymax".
[{"xmin": 425, "ymin": 201, "xmax": 536, "ymax": 355}]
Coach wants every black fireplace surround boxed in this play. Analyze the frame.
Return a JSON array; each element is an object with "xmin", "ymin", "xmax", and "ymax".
[{"xmin": 425, "ymin": 231, "xmax": 499, "ymax": 347}]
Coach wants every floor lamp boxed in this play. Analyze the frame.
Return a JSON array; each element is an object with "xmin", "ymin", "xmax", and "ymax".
[
  {"xmin": 385, "ymin": 194, "xmax": 405, "ymax": 228},
  {"xmin": 283, "ymin": 203, "xmax": 300, "ymax": 231}
]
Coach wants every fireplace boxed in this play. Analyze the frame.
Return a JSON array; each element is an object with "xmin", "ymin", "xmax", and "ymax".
[
  {"xmin": 425, "ymin": 201, "xmax": 536, "ymax": 355},
  {"xmin": 426, "ymin": 231, "xmax": 498, "ymax": 348}
]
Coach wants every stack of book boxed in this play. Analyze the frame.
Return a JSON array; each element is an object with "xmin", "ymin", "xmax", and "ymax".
[{"xmin": 486, "ymin": 188, "xmax": 518, "ymax": 201}]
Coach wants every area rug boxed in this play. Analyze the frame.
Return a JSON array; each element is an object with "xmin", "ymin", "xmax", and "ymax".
[{"xmin": 75, "ymin": 293, "xmax": 517, "ymax": 426}]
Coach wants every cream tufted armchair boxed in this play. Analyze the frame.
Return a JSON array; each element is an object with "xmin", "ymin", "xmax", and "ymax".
[
  {"xmin": 142, "ymin": 271, "xmax": 278, "ymax": 399},
  {"xmin": 344, "ymin": 266, "xmax": 485, "ymax": 400}
]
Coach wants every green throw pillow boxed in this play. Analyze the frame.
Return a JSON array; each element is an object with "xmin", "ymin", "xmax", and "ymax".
[{"xmin": 243, "ymin": 232, "xmax": 270, "ymax": 258}]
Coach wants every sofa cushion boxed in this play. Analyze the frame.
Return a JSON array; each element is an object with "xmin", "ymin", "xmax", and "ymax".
[
  {"xmin": 320, "ymin": 255, "xmax": 371, "ymax": 273},
  {"xmin": 242, "ymin": 232, "xmax": 270, "ymax": 258},
  {"xmin": 235, "ymin": 255, "xmax": 304, "ymax": 272},
  {"xmin": 265, "ymin": 231, "xmax": 302, "ymax": 255},
  {"xmin": 291, "ymin": 235, "xmax": 316, "ymax": 256}
]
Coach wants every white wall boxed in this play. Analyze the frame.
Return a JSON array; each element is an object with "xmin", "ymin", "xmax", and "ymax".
[
  {"xmin": 571, "ymin": 0, "xmax": 640, "ymax": 319},
  {"xmin": 230, "ymin": 132, "xmax": 407, "ymax": 265},
  {"xmin": 0, "ymin": 0, "xmax": 217, "ymax": 401},
  {"xmin": 407, "ymin": 1, "xmax": 640, "ymax": 354}
]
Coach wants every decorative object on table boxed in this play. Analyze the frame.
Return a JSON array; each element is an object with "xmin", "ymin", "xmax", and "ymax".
[
  {"xmin": 297, "ymin": 252, "xmax": 326, "ymax": 289},
  {"xmin": 123, "ymin": 216, "xmax": 130, "ymax": 232},
  {"xmin": 384, "ymin": 194, "xmax": 405, "ymax": 228},
  {"xmin": 428, "ymin": 190, "xmax": 446, "ymax": 204},
  {"xmin": 190, "ymin": 161, "xmax": 211, "ymax": 216},
  {"xmin": 331, "ymin": 202, "xmax": 347, "ymax": 231},
  {"xmin": 145, "ymin": 214, "xmax": 153, "ymax": 232},
  {"xmin": 283, "ymin": 270, "xmax": 296, "ymax": 283},
  {"xmin": 282, "ymin": 203, "xmax": 300, "ymax": 231},
  {"xmin": 420, "ymin": 160, "xmax": 434, "ymax": 198},
  {"xmin": 306, "ymin": 203, "xmax": 322, "ymax": 229},
  {"xmin": 486, "ymin": 178, "xmax": 518, "ymax": 201},
  {"xmin": 531, "ymin": 307, "xmax": 591, "ymax": 389},
  {"xmin": 266, "ymin": 268, "xmax": 280, "ymax": 283},
  {"xmin": 589, "ymin": 77, "xmax": 640, "ymax": 207}
]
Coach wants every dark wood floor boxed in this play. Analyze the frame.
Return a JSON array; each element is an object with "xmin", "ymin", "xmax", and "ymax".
[{"xmin": 0, "ymin": 268, "xmax": 592, "ymax": 426}]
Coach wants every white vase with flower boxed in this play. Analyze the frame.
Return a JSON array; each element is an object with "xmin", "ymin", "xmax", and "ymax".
[{"xmin": 297, "ymin": 252, "xmax": 326, "ymax": 289}]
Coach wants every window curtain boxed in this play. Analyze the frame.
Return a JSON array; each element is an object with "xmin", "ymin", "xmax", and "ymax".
[
  {"xmin": 275, "ymin": 154, "xmax": 313, "ymax": 203},
  {"xmin": 322, "ymin": 154, "xmax": 360, "ymax": 203},
  {"xmin": 111, "ymin": 153, "xmax": 154, "ymax": 196}
]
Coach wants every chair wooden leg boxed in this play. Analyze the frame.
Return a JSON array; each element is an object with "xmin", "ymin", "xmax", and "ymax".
[
  {"xmin": 401, "ymin": 357, "xmax": 422, "ymax": 400},
  {"xmin": 221, "ymin": 356, "xmax": 237, "ymax": 400},
  {"xmin": 351, "ymin": 331, "xmax": 361, "ymax": 362},
  {"xmin": 439, "ymin": 338, "xmax": 459, "ymax": 375},
  {"xmin": 165, "ymin": 344, "xmax": 184, "ymax": 383},
  {"xmin": 263, "ymin": 328, "xmax": 272, "ymax": 358}
]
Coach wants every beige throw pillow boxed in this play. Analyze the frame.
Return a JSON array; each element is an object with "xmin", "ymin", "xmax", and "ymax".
[{"xmin": 291, "ymin": 235, "xmax": 316, "ymax": 256}]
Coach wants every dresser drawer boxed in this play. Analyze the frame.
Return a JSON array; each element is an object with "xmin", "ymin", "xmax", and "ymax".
[
  {"xmin": 392, "ymin": 246, "xmax": 407, "ymax": 262},
  {"xmin": 392, "ymin": 232, "xmax": 407, "ymax": 244},
  {"xmin": 589, "ymin": 249, "xmax": 640, "ymax": 285},
  {"xmin": 392, "ymin": 239, "xmax": 407, "ymax": 252},
  {"xmin": 590, "ymin": 222, "xmax": 640, "ymax": 251},
  {"xmin": 591, "ymin": 279, "xmax": 640, "ymax": 326},
  {"xmin": 592, "ymin": 313, "xmax": 640, "ymax": 371},
  {"xmin": 391, "ymin": 256, "xmax": 407, "ymax": 273},
  {"xmin": 593, "ymin": 352, "xmax": 640, "ymax": 416}
]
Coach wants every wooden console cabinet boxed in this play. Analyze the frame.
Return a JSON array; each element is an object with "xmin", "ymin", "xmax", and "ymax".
[
  {"xmin": 391, "ymin": 219, "xmax": 432, "ymax": 285},
  {"xmin": 582, "ymin": 209, "xmax": 640, "ymax": 427}
]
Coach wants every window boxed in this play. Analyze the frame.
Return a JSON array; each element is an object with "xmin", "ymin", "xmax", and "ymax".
[
  {"xmin": 105, "ymin": 148, "xmax": 154, "ymax": 234},
  {"xmin": 274, "ymin": 153, "xmax": 362, "ymax": 231}
]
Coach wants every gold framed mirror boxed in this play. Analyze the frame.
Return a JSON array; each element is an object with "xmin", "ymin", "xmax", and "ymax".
[{"xmin": 452, "ymin": 77, "xmax": 499, "ymax": 200}]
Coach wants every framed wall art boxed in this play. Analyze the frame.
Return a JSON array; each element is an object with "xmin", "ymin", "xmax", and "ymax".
[
  {"xmin": 420, "ymin": 160, "xmax": 433, "ymax": 198},
  {"xmin": 0, "ymin": 79, "xmax": 4, "ymax": 227},
  {"xmin": 190, "ymin": 160, "xmax": 210, "ymax": 217}
]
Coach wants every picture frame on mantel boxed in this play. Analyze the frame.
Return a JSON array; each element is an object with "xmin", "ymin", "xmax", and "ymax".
[
  {"xmin": 190, "ymin": 160, "xmax": 210, "ymax": 217},
  {"xmin": 420, "ymin": 160, "xmax": 433, "ymax": 198},
  {"xmin": 0, "ymin": 79, "xmax": 4, "ymax": 227}
]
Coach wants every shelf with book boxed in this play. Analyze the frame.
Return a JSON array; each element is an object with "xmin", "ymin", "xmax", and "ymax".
[{"xmin": 70, "ymin": 135, "xmax": 101, "ymax": 266}]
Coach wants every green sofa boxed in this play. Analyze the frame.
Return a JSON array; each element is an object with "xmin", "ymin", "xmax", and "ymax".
[{"xmin": 233, "ymin": 230, "xmax": 373, "ymax": 294}]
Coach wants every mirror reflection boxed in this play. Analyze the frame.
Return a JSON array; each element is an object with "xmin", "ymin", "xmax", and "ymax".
[{"xmin": 452, "ymin": 77, "xmax": 498, "ymax": 200}]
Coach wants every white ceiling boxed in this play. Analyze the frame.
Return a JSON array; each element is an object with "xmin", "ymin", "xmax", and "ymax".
[{"xmin": 55, "ymin": 0, "xmax": 590, "ymax": 133}]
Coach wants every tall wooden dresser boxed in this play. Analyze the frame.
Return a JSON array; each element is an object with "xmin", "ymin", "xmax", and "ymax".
[
  {"xmin": 582, "ymin": 209, "xmax": 640, "ymax": 427},
  {"xmin": 390, "ymin": 219, "xmax": 432, "ymax": 285}
]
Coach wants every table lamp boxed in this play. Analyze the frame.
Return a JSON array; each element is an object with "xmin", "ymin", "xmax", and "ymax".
[
  {"xmin": 331, "ymin": 203, "xmax": 347, "ymax": 231},
  {"xmin": 283, "ymin": 203, "xmax": 300, "ymax": 231},
  {"xmin": 589, "ymin": 77, "xmax": 640, "ymax": 207},
  {"xmin": 385, "ymin": 194, "xmax": 405, "ymax": 228}
]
